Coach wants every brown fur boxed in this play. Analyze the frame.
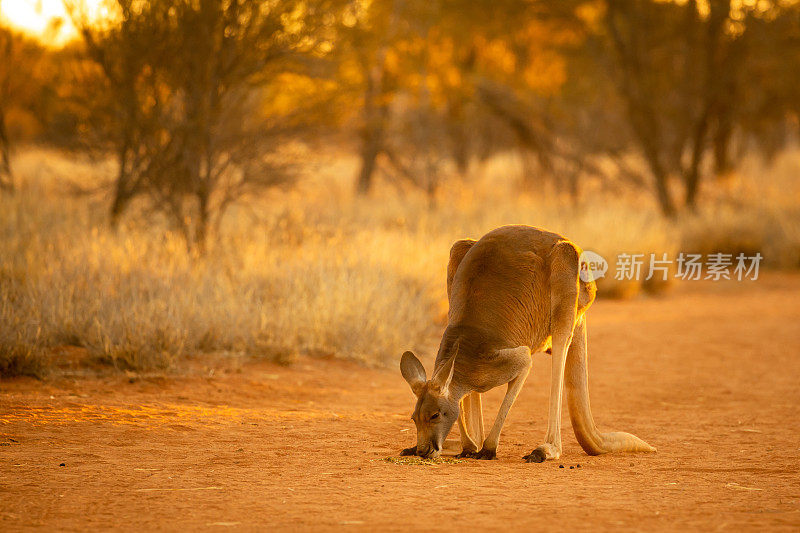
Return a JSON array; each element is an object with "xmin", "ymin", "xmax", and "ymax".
[{"xmin": 401, "ymin": 225, "xmax": 655, "ymax": 461}]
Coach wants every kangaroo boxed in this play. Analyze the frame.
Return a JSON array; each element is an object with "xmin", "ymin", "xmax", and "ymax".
[{"xmin": 400, "ymin": 225, "xmax": 655, "ymax": 462}]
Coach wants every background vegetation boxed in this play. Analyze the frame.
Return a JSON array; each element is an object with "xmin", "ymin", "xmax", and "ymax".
[{"xmin": 1, "ymin": 0, "xmax": 799, "ymax": 376}]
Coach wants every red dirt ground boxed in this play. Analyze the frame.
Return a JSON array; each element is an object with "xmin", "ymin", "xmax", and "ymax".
[{"xmin": 2, "ymin": 275, "xmax": 799, "ymax": 531}]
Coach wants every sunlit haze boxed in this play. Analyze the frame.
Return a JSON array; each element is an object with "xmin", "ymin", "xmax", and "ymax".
[{"xmin": 0, "ymin": 0, "xmax": 104, "ymax": 45}]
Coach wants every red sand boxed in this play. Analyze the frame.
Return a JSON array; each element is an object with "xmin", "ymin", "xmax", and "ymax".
[{"xmin": 2, "ymin": 275, "xmax": 799, "ymax": 530}]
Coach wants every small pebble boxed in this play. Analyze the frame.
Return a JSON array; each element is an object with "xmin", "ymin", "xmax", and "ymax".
[
  {"xmin": 559, "ymin": 464, "xmax": 564, "ymax": 468},
  {"xmin": 570, "ymin": 466, "xmax": 574, "ymax": 469},
  {"xmin": 59, "ymin": 463, "xmax": 65, "ymax": 467}
]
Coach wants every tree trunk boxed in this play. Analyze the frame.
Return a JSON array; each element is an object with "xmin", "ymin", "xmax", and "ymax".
[
  {"xmin": 0, "ymin": 105, "xmax": 12, "ymax": 192},
  {"xmin": 713, "ymin": 113, "xmax": 734, "ymax": 180},
  {"xmin": 684, "ymin": 110, "xmax": 711, "ymax": 210},
  {"xmin": 355, "ymin": 53, "xmax": 388, "ymax": 195},
  {"xmin": 109, "ymin": 90, "xmax": 139, "ymax": 225},
  {"xmin": 0, "ymin": 28, "xmax": 12, "ymax": 193},
  {"xmin": 568, "ymin": 161, "xmax": 581, "ymax": 206},
  {"xmin": 447, "ymin": 99, "xmax": 469, "ymax": 176},
  {"xmin": 195, "ymin": 189, "xmax": 209, "ymax": 255},
  {"xmin": 652, "ymin": 168, "xmax": 677, "ymax": 218},
  {"xmin": 109, "ymin": 154, "xmax": 132, "ymax": 226},
  {"xmin": 640, "ymin": 141, "xmax": 677, "ymax": 217},
  {"xmin": 605, "ymin": 4, "xmax": 678, "ymax": 218},
  {"xmin": 356, "ymin": 131, "xmax": 381, "ymax": 195},
  {"xmin": 355, "ymin": 105, "xmax": 386, "ymax": 195}
]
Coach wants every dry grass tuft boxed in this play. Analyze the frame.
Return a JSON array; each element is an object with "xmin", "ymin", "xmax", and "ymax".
[{"xmin": 384, "ymin": 456, "xmax": 464, "ymax": 465}]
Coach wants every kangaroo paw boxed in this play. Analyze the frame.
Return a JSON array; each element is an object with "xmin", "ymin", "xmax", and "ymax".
[
  {"xmin": 523, "ymin": 449, "xmax": 546, "ymax": 463},
  {"xmin": 523, "ymin": 443, "xmax": 560, "ymax": 463},
  {"xmin": 400, "ymin": 446, "xmax": 417, "ymax": 456},
  {"xmin": 474, "ymin": 447, "xmax": 497, "ymax": 460}
]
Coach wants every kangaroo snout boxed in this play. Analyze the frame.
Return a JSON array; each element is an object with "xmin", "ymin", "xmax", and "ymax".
[{"xmin": 416, "ymin": 443, "xmax": 440, "ymax": 459}]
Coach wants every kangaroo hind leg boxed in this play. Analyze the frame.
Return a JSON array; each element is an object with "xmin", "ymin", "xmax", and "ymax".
[{"xmin": 524, "ymin": 241, "xmax": 580, "ymax": 463}]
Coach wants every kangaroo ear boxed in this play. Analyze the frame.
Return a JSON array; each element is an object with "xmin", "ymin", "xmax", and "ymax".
[
  {"xmin": 430, "ymin": 350, "xmax": 457, "ymax": 396},
  {"xmin": 400, "ymin": 351, "xmax": 426, "ymax": 396}
]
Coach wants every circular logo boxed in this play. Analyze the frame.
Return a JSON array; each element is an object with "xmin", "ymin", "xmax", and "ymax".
[{"xmin": 579, "ymin": 250, "xmax": 608, "ymax": 282}]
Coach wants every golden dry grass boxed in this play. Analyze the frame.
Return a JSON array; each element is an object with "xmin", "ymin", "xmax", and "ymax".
[{"xmin": 1, "ymin": 147, "xmax": 798, "ymax": 376}]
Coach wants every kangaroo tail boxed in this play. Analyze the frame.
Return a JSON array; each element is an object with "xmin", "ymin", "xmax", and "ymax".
[{"xmin": 565, "ymin": 316, "xmax": 656, "ymax": 455}]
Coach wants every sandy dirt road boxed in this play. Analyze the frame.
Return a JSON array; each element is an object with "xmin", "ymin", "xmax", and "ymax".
[{"xmin": 2, "ymin": 275, "xmax": 800, "ymax": 531}]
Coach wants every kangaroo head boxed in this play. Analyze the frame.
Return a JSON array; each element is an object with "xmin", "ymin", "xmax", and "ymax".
[{"xmin": 400, "ymin": 350, "xmax": 459, "ymax": 458}]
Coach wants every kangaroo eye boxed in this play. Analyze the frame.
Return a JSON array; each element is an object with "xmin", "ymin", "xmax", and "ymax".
[{"xmin": 430, "ymin": 413, "xmax": 440, "ymax": 421}]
